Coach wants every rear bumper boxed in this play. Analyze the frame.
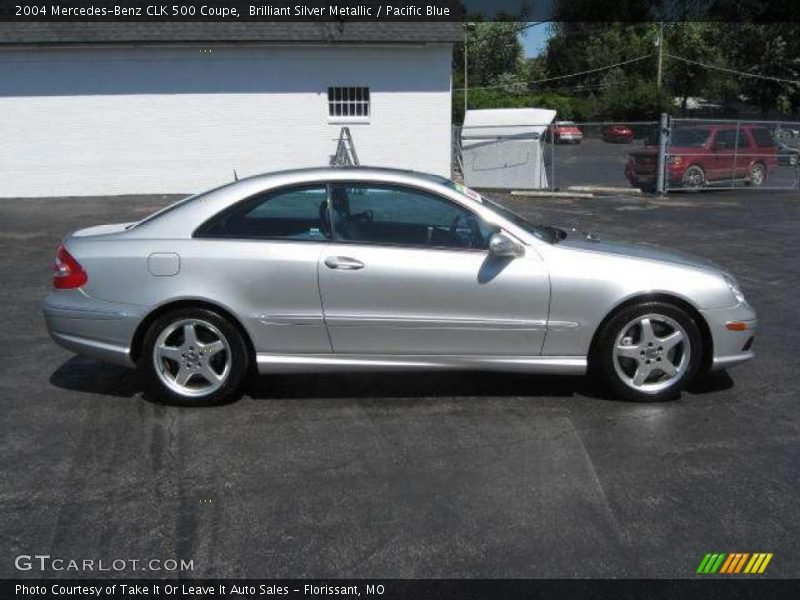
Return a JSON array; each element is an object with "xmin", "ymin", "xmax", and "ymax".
[
  {"xmin": 43, "ymin": 291, "xmax": 141, "ymax": 368},
  {"xmin": 700, "ymin": 302, "xmax": 758, "ymax": 371}
]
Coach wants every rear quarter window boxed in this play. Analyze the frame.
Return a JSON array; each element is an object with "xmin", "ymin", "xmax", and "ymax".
[{"xmin": 751, "ymin": 128, "xmax": 776, "ymax": 148}]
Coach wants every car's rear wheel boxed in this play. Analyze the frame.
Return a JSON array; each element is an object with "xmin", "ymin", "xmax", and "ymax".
[
  {"xmin": 141, "ymin": 307, "xmax": 250, "ymax": 405},
  {"xmin": 593, "ymin": 301, "xmax": 702, "ymax": 402},
  {"xmin": 746, "ymin": 162, "xmax": 766, "ymax": 186},
  {"xmin": 682, "ymin": 165, "xmax": 706, "ymax": 190}
]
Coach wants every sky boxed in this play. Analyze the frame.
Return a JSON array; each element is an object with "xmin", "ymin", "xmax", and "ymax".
[{"xmin": 521, "ymin": 23, "xmax": 553, "ymax": 57}]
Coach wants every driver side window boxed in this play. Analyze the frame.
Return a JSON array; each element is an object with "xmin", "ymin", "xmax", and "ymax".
[{"xmin": 329, "ymin": 183, "xmax": 494, "ymax": 250}]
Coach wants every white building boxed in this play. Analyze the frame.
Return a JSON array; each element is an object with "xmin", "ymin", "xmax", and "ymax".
[{"xmin": 0, "ymin": 23, "xmax": 460, "ymax": 197}]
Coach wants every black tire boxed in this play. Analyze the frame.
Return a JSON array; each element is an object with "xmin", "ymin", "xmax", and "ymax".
[
  {"xmin": 682, "ymin": 165, "xmax": 706, "ymax": 190},
  {"xmin": 592, "ymin": 301, "xmax": 703, "ymax": 402},
  {"xmin": 746, "ymin": 162, "xmax": 766, "ymax": 186},
  {"xmin": 140, "ymin": 307, "xmax": 250, "ymax": 406}
]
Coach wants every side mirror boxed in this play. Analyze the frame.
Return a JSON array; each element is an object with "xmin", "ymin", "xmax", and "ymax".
[{"xmin": 488, "ymin": 232, "xmax": 524, "ymax": 258}]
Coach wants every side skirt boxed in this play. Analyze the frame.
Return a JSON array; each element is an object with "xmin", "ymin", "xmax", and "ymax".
[{"xmin": 256, "ymin": 354, "xmax": 587, "ymax": 375}]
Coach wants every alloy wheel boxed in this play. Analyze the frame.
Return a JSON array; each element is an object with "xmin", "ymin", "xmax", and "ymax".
[
  {"xmin": 152, "ymin": 318, "xmax": 231, "ymax": 397},
  {"xmin": 749, "ymin": 164, "xmax": 765, "ymax": 186},
  {"xmin": 612, "ymin": 314, "xmax": 691, "ymax": 393},
  {"xmin": 683, "ymin": 166, "xmax": 705, "ymax": 189}
]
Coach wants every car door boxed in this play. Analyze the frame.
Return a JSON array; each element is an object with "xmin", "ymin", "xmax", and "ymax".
[
  {"xmin": 317, "ymin": 182, "xmax": 550, "ymax": 356},
  {"xmin": 710, "ymin": 129, "xmax": 744, "ymax": 182},
  {"xmin": 193, "ymin": 184, "xmax": 332, "ymax": 354}
]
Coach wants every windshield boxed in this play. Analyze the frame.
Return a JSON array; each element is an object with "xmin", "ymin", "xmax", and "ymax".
[{"xmin": 436, "ymin": 178, "xmax": 558, "ymax": 244}]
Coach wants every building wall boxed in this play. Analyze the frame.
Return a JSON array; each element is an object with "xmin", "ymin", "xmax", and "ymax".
[{"xmin": 0, "ymin": 44, "xmax": 452, "ymax": 197}]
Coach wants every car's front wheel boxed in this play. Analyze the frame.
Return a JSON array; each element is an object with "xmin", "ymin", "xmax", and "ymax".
[
  {"xmin": 682, "ymin": 165, "xmax": 706, "ymax": 190},
  {"xmin": 594, "ymin": 301, "xmax": 702, "ymax": 402},
  {"xmin": 141, "ymin": 307, "xmax": 250, "ymax": 405}
]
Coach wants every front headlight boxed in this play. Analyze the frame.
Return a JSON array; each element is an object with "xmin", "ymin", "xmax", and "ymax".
[{"xmin": 724, "ymin": 274, "xmax": 746, "ymax": 304}]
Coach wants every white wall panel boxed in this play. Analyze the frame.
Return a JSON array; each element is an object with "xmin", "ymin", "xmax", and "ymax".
[{"xmin": 0, "ymin": 44, "xmax": 452, "ymax": 197}]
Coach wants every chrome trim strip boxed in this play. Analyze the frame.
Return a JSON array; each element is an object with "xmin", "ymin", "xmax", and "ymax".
[
  {"xmin": 323, "ymin": 315, "xmax": 548, "ymax": 330},
  {"xmin": 547, "ymin": 320, "xmax": 581, "ymax": 330},
  {"xmin": 258, "ymin": 313, "xmax": 324, "ymax": 326},
  {"xmin": 256, "ymin": 353, "xmax": 586, "ymax": 374}
]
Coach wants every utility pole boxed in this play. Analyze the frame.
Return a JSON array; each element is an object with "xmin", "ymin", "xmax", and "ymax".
[
  {"xmin": 463, "ymin": 25, "xmax": 468, "ymax": 114},
  {"xmin": 656, "ymin": 22, "xmax": 664, "ymax": 92}
]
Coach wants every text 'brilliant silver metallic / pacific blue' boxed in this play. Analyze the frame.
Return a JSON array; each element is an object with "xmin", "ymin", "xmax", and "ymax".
[{"xmin": 43, "ymin": 167, "xmax": 756, "ymax": 404}]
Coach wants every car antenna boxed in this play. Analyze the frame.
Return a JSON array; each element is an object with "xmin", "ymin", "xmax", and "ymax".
[{"xmin": 233, "ymin": 169, "xmax": 239, "ymax": 181}]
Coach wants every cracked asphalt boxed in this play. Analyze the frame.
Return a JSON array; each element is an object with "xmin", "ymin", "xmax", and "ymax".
[{"xmin": 1, "ymin": 189, "xmax": 798, "ymax": 579}]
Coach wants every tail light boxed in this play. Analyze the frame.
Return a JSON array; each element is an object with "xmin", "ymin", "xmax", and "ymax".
[{"xmin": 53, "ymin": 245, "xmax": 87, "ymax": 289}]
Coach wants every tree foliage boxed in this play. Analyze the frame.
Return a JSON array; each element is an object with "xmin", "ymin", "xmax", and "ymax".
[{"xmin": 453, "ymin": 9, "xmax": 800, "ymax": 123}]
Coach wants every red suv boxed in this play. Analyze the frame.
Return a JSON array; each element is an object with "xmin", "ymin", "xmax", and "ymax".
[{"xmin": 626, "ymin": 125, "xmax": 778, "ymax": 190}]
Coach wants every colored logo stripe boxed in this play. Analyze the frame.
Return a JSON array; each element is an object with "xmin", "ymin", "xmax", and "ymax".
[
  {"xmin": 720, "ymin": 553, "xmax": 748, "ymax": 573},
  {"xmin": 698, "ymin": 553, "xmax": 773, "ymax": 574},
  {"xmin": 697, "ymin": 553, "xmax": 726, "ymax": 573}
]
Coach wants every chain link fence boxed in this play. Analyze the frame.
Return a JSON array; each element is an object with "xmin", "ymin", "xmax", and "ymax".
[
  {"xmin": 662, "ymin": 118, "xmax": 800, "ymax": 192},
  {"xmin": 453, "ymin": 117, "xmax": 800, "ymax": 194}
]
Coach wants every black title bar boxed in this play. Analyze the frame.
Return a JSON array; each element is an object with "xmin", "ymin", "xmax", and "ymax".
[
  {"xmin": 4, "ymin": 1, "xmax": 463, "ymax": 22},
  {"xmin": 4, "ymin": 578, "xmax": 800, "ymax": 600},
  {"xmin": 2, "ymin": 0, "xmax": 798, "ymax": 22}
]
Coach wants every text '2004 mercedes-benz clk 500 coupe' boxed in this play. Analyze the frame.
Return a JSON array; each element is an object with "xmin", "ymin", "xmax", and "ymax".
[{"xmin": 43, "ymin": 167, "xmax": 756, "ymax": 405}]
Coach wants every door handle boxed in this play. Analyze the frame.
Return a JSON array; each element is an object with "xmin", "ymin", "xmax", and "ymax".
[{"xmin": 324, "ymin": 256, "xmax": 364, "ymax": 270}]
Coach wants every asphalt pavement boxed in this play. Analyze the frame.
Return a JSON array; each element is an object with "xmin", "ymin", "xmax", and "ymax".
[
  {"xmin": 1, "ymin": 189, "xmax": 798, "ymax": 579},
  {"xmin": 546, "ymin": 137, "xmax": 800, "ymax": 190}
]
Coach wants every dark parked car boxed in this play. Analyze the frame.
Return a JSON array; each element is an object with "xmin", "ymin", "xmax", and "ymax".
[
  {"xmin": 775, "ymin": 139, "xmax": 799, "ymax": 167},
  {"xmin": 625, "ymin": 125, "xmax": 778, "ymax": 190},
  {"xmin": 602, "ymin": 124, "xmax": 635, "ymax": 143}
]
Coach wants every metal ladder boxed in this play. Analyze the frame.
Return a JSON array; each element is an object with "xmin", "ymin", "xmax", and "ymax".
[{"xmin": 331, "ymin": 127, "xmax": 360, "ymax": 167}]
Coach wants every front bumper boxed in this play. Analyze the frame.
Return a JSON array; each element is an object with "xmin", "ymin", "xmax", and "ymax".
[
  {"xmin": 700, "ymin": 302, "xmax": 757, "ymax": 371},
  {"xmin": 43, "ymin": 291, "xmax": 142, "ymax": 368}
]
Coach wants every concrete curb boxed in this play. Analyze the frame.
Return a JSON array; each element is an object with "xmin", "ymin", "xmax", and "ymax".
[
  {"xmin": 510, "ymin": 190, "xmax": 595, "ymax": 199},
  {"xmin": 567, "ymin": 185, "xmax": 642, "ymax": 195}
]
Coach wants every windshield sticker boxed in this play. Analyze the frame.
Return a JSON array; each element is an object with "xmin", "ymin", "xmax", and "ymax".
[{"xmin": 454, "ymin": 183, "xmax": 484, "ymax": 203}]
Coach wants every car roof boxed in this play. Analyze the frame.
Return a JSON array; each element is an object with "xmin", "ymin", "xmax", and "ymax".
[
  {"xmin": 234, "ymin": 165, "xmax": 448, "ymax": 185},
  {"xmin": 129, "ymin": 166, "xmax": 456, "ymax": 235},
  {"xmin": 677, "ymin": 124, "xmax": 766, "ymax": 131}
]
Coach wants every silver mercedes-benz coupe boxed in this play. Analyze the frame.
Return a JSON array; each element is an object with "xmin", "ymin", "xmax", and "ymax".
[{"xmin": 44, "ymin": 167, "xmax": 756, "ymax": 404}]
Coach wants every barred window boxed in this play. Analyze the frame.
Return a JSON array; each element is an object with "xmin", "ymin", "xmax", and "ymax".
[{"xmin": 328, "ymin": 86, "xmax": 370, "ymax": 119}]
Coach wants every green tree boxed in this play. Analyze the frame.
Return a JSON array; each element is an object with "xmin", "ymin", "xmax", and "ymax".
[
  {"xmin": 729, "ymin": 24, "xmax": 800, "ymax": 116},
  {"xmin": 664, "ymin": 23, "xmax": 729, "ymax": 115}
]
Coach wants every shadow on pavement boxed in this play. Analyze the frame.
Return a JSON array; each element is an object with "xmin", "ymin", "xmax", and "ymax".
[
  {"xmin": 50, "ymin": 355, "xmax": 735, "ymax": 403},
  {"xmin": 246, "ymin": 371, "xmax": 608, "ymax": 401}
]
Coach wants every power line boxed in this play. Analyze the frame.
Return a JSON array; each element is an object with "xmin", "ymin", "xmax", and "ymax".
[
  {"xmin": 453, "ymin": 78, "xmax": 635, "ymax": 95},
  {"xmin": 528, "ymin": 54, "xmax": 652, "ymax": 85},
  {"xmin": 464, "ymin": 21, "xmax": 547, "ymax": 48},
  {"xmin": 454, "ymin": 54, "xmax": 653, "ymax": 92},
  {"xmin": 666, "ymin": 53, "xmax": 800, "ymax": 85}
]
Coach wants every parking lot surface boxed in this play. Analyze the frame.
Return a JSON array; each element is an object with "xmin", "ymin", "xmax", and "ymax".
[
  {"xmin": 545, "ymin": 137, "xmax": 800, "ymax": 190},
  {"xmin": 1, "ymin": 190, "xmax": 799, "ymax": 578}
]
